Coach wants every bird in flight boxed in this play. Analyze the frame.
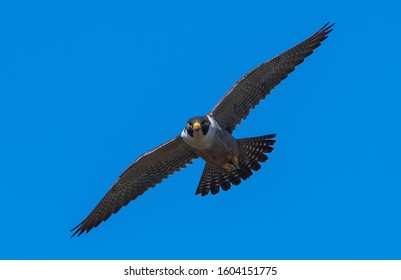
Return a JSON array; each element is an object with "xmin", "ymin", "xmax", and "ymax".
[{"xmin": 71, "ymin": 22, "xmax": 334, "ymax": 237}]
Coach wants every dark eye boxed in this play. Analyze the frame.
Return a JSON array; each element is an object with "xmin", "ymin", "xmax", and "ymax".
[{"xmin": 188, "ymin": 122, "xmax": 192, "ymax": 127}]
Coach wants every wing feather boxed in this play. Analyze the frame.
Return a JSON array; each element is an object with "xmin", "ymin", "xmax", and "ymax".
[
  {"xmin": 210, "ymin": 23, "xmax": 334, "ymax": 133},
  {"xmin": 71, "ymin": 136, "xmax": 197, "ymax": 237}
]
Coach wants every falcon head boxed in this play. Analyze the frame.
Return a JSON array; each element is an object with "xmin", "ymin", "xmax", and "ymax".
[
  {"xmin": 185, "ymin": 116, "xmax": 210, "ymax": 137},
  {"xmin": 181, "ymin": 115, "xmax": 217, "ymax": 150}
]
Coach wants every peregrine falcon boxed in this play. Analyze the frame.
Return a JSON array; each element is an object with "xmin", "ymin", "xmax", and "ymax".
[{"xmin": 71, "ymin": 23, "xmax": 334, "ymax": 237}]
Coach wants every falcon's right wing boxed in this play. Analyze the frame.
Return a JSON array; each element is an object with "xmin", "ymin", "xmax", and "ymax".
[{"xmin": 71, "ymin": 136, "xmax": 198, "ymax": 237}]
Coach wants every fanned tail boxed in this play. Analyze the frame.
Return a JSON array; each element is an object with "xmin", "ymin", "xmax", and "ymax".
[{"xmin": 195, "ymin": 134, "xmax": 276, "ymax": 196}]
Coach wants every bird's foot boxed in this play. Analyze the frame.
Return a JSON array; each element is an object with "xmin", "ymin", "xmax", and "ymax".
[
  {"xmin": 222, "ymin": 156, "xmax": 240, "ymax": 172},
  {"xmin": 231, "ymin": 155, "xmax": 239, "ymax": 167}
]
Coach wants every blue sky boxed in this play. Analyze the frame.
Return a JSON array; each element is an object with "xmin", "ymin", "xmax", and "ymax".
[{"xmin": 1, "ymin": 0, "xmax": 400, "ymax": 259}]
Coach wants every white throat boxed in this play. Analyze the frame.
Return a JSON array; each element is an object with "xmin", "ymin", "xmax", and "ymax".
[{"xmin": 181, "ymin": 115, "xmax": 217, "ymax": 150}]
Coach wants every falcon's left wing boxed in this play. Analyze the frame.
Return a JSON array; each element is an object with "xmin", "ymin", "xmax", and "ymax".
[
  {"xmin": 71, "ymin": 136, "xmax": 198, "ymax": 237},
  {"xmin": 210, "ymin": 23, "xmax": 334, "ymax": 133}
]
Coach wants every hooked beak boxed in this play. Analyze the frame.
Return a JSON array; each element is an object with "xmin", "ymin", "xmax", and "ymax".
[{"xmin": 193, "ymin": 122, "xmax": 201, "ymax": 130}]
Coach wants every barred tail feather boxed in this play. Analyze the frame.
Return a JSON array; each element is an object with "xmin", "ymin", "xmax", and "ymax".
[{"xmin": 195, "ymin": 134, "xmax": 276, "ymax": 196}]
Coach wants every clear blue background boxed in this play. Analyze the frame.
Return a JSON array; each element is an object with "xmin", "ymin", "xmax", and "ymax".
[{"xmin": 1, "ymin": 0, "xmax": 400, "ymax": 259}]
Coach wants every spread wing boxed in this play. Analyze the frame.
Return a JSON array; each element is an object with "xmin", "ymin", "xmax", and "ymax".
[
  {"xmin": 71, "ymin": 136, "xmax": 198, "ymax": 237},
  {"xmin": 210, "ymin": 23, "xmax": 334, "ymax": 133}
]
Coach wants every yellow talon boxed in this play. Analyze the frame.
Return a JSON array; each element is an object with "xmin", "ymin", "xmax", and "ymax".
[
  {"xmin": 231, "ymin": 155, "xmax": 239, "ymax": 166},
  {"xmin": 222, "ymin": 163, "xmax": 236, "ymax": 172},
  {"xmin": 222, "ymin": 155, "xmax": 240, "ymax": 172}
]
